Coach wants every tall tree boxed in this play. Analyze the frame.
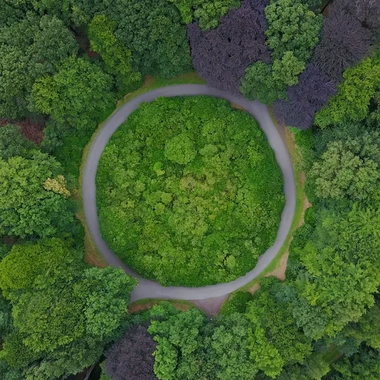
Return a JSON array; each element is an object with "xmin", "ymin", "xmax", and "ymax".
[
  {"xmin": 188, "ymin": 0, "xmax": 270, "ymax": 94},
  {"xmin": 0, "ymin": 151, "xmax": 75, "ymax": 238},
  {"xmin": 314, "ymin": 57, "xmax": 380, "ymax": 128},
  {"xmin": 0, "ymin": 239, "xmax": 137, "ymax": 379},
  {"xmin": 31, "ymin": 56, "xmax": 115, "ymax": 133},
  {"xmin": 87, "ymin": 15, "xmax": 142, "ymax": 95},
  {"xmin": 273, "ymin": 64, "xmax": 337, "ymax": 129},
  {"xmin": 114, "ymin": 0, "xmax": 193, "ymax": 79},
  {"xmin": 312, "ymin": 0, "xmax": 373, "ymax": 81},
  {"xmin": 0, "ymin": 125, "xmax": 36, "ymax": 160},
  {"xmin": 169, "ymin": 0, "xmax": 240, "ymax": 29},
  {"xmin": 265, "ymin": 0, "xmax": 322, "ymax": 61}
]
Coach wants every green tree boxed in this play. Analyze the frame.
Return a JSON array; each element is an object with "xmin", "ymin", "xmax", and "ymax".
[
  {"xmin": 265, "ymin": 0, "xmax": 322, "ymax": 61},
  {"xmin": 88, "ymin": 15, "xmax": 142, "ymax": 95},
  {"xmin": 0, "ymin": 125, "xmax": 36, "ymax": 160},
  {"xmin": 114, "ymin": 0, "xmax": 193, "ymax": 79},
  {"xmin": 0, "ymin": 151, "xmax": 75, "ymax": 238},
  {"xmin": 315, "ymin": 57, "xmax": 380, "ymax": 128},
  {"xmin": 31, "ymin": 56, "xmax": 115, "ymax": 132},
  {"xmin": 0, "ymin": 13, "xmax": 78, "ymax": 119},
  {"xmin": 0, "ymin": 239, "xmax": 137, "ymax": 379},
  {"xmin": 169, "ymin": 0, "xmax": 240, "ymax": 29},
  {"xmin": 272, "ymin": 51, "xmax": 306, "ymax": 87},
  {"xmin": 310, "ymin": 138, "xmax": 380, "ymax": 201},
  {"xmin": 292, "ymin": 206, "xmax": 380, "ymax": 339},
  {"xmin": 240, "ymin": 61, "xmax": 286, "ymax": 104}
]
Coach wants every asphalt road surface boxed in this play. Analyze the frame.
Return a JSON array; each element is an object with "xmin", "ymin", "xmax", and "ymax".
[{"xmin": 83, "ymin": 84, "xmax": 296, "ymax": 302}]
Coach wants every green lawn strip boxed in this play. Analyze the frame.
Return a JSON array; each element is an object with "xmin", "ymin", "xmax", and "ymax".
[
  {"xmin": 128, "ymin": 298, "xmax": 198, "ymax": 314},
  {"xmin": 221, "ymin": 108, "xmax": 305, "ymax": 300},
  {"xmin": 77, "ymin": 72, "xmax": 206, "ymax": 267}
]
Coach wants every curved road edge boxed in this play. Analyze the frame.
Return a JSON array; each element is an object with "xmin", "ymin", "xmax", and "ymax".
[{"xmin": 83, "ymin": 84, "xmax": 296, "ymax": 301}]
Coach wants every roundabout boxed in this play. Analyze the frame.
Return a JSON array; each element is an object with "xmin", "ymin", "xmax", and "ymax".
[{"xmin": 83, "ymin": 84, "xmax": 296, "ymax": 301}]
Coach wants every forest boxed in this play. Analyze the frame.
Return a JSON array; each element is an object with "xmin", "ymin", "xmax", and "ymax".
[{"xmin": 0, "ymin": 0, "xmax": 379, "ymax": 379}]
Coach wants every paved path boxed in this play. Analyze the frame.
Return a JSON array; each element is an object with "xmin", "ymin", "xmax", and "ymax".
[{"xmin": 83, "ymin": 85, "xmax": 296, "ymax": 302}]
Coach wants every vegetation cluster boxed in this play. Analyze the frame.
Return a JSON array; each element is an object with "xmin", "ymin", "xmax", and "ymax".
[
  {"xmin": 0, "ymin": 0, "xmax": 379, "ymax": 379},
  {"xmin": 97, "ymin": 96, "xmax": 284, "ymax": 286}
]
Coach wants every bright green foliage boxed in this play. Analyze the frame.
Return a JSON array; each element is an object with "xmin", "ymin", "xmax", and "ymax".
[
  {"xmin": 114, "ymin": 0, "xmax": 193, "ymax": 78},
  {"xmin": 272, "ymin": 51, "xmax": 306, "ymax": 86},
  {"xmin": 0, "ymin": 14, "xmax": 78, "ymax": 119},
  {"xmin": 147, "ymin": 305, "xmax": 258, "ymax": 380},
  {"xmin": 0, "ymin": 125, "xmax": 36, "ymax": 160},
  {"xmin": 97, "ymin": 96, "xmax": 284, "ymax": 286},
  {"xmin": 203, "ymin": 313, "xmax": 258, "ymax": 380},
  {"xmin": 265, "ymin": 0, "xmax": 322, "ymax": 61},
  {"xmin": 168, "ymin": 0, "xmax": 240, "ymax": 29},
  {"xmin": 31, "ymin": 56, "xmax": 115, "ymax": 132},
  {"xmin": 0, "ymin": 239, "xmax": 137, "ymax": 379},
  {"xmin": 315, "ymin": 57, "xmax": 380, "ymax": 128},
  {"xmin": 0, "ymin": 151, "xmax": 75, "ymax": 238},
  {"xmin": 148, "ymin": 307, "xmax": 205, "ymax": 379},
  {"xmin": 88, "ymin": 15, "xmax": 142, "ymax": 95},
  {"xmin": 310, "ymin": 137, "xmax": 380, "ymax": 201},
  {"xmin": 331, "ymin": 346, "xmax": 380, "ymax": 379},
  {"xmin": 245, "ymin": 279, "xmax": 312, "ymax": 377},
  {"xmin": 292, "ymin": 206, "xmax": 380, "ymax": 339},
  {"xmin": 240, "ymin": 61, "xmax": 286, "ymax": 104}
]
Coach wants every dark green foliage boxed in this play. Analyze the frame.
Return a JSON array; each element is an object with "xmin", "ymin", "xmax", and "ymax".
[
  {"xmin": 0, "ymin": 151, "xmax": 76, "ymax": 238},
  {"xmin": 169, "ymin": 0, "xmax": 240, "ymax": 29},
  {"xmin": 0, "ymin": 13, "xmax": 78, "ymax": 119},
  {"xmin": 87, "ymin": 15, "xmax": 142, "ymax": 96},
  {"xmin": 114, "ymin": 0, "xmax": 193, "ymax": 79},
  {"xmin": 0, "ymin": 125, "xmax": 36, "ymax": 160},
  {"xmin": 0, "ymin": 238, "xmax": 137, "ymax": 379},
  {"xmin": 331, "ymin": 345, "xmax": 380, "ymax": 379},
  {"xmin": 97, "ymin": 96, "xmax": 284, "ymax": 286}
]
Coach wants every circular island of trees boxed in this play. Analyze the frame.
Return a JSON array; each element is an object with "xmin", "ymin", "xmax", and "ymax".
[{"xmin": 96, "ymin": 96, "xmax": 284, "ymax": 286}]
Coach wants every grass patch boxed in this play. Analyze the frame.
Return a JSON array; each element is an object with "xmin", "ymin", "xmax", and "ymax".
[{"xmin": 77, "ymin": 72, "xmax": 206, "ymax": 266}]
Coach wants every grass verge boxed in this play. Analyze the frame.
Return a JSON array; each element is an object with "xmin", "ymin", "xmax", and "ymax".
[{"xmin": 77, "ymin": 72, "xmax": 206, "ymax": 266}]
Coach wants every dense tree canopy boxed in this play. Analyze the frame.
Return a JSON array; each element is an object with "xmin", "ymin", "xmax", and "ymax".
[
  {"xmin": 312, "ymin": 1, "xmax": 373, "ymax": 81},
  {"xmin": 0, "ymin": 151, "xmax": 75, "ymax": 238},
  {"xmin": 88, "ymin": 15, "xmax": 142, "ymax": 95},
  {"xmin": 314, "ymin": 56, "xmax": 380, "ymax": 128},
  {"xmin": 0, "ymin": 238, "xmax": 137, "ymax": 379},
  {"xmin": 0, "ymin": 125, "xmax": 36, "ymax": 160},
  {"xmin": 188, "ymin": 0, "xmax": 270, "ymax": 94},
  {"xmin": 273, "ymin": 64, "xmax": 337, "ymax": 129},
  {"xmin": 97, "ymin": 96, "xmax": 284, "ymax": 286},
  {"xmin": 0, "ymin": 13, "xmax": 78, "ymax": 119},
  {"xmin": 169, "ymin": 0, "xmax": 240, "ymax": 29},
  {"xmin": 31, "ymin": 56, "xmax": 115, "ymax": 132},
  {"xmin": 105, "ymin": 324, "xmax": 157, "ymax": 380},
  {"xmin": 265, "ymin": 0, "xmax": 322, "ymax": 61},
  {"xmin": 114, "ymin": 0, "xmax": 192, "ymax": 79}
]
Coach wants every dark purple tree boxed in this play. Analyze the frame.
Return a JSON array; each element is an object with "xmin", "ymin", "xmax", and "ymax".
[
  {"xmin": 273, "ymin": 65, "xmax": 337, "ymax": 129},
  {"xmin": 312, "ymin": 0, "xmax": 373, "ymax": 81},
  {"xmin": 105, "ymin": 324, "xmax": 157, "ymax": 380},
  {"xmin": 337, "ymin": 0, "xmax": 380, "ymax": 36},
  {"xmin": 188, "ymin": 0, "xmax": 270, "ymax": 95}
]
